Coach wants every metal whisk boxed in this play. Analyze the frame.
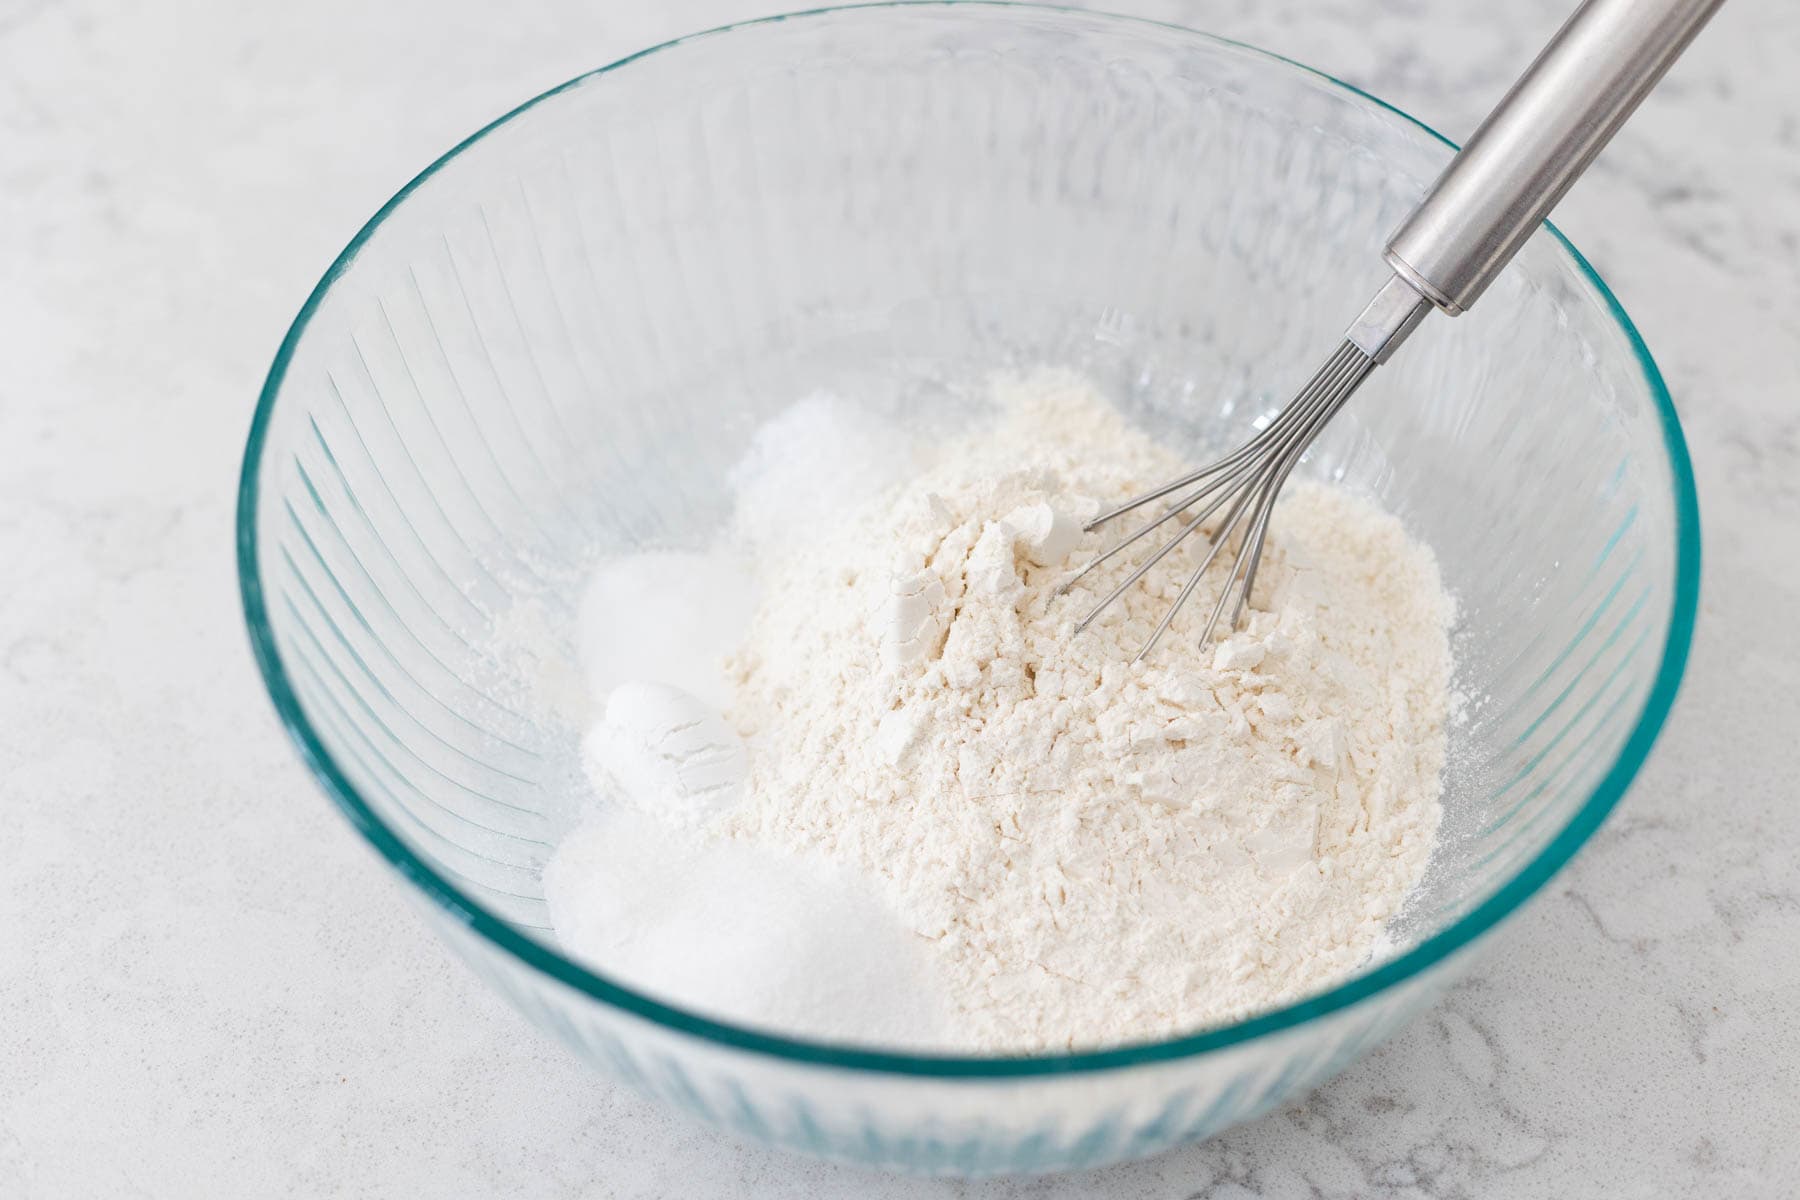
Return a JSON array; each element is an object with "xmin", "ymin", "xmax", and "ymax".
[{"xmin": 1065, "ymin": 0, "xmax": 1720, "ymax": 661}]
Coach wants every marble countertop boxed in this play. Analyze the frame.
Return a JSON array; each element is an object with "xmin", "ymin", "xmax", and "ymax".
[{"xmin": 3, "ymin": 0, "xmax": 1796, "ymax": 1195}]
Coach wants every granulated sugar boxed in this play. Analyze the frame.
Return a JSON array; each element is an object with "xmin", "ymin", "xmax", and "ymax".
[
  {"xmin": 547, "ymin": 370, "xmax": 1453, "ymax": 1053},
  {"xmin": 544, "ymin": 807, "xmax": 950, "ymax": 1047}
]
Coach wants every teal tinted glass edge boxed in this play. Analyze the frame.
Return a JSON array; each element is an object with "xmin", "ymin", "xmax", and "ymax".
[{"xmin": 235, "ymin": 1, "xmax": 1701, "ymax": 1079}]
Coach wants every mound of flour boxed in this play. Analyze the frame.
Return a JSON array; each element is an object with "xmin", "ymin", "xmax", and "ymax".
[{"xmin": 720, "ymin": 372, "xmax": 1454, "ymax": 1051}]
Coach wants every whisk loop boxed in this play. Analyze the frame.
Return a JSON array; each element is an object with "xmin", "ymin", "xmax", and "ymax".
[{"xmin": 1062, "ymin": 277, "xmax": 1429, "ymax": 661}]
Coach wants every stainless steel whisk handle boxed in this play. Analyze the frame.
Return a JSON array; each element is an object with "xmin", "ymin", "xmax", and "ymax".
[{"xmin": 1384, "ymin": 0, "xmax": 1724, "ymax": 316}]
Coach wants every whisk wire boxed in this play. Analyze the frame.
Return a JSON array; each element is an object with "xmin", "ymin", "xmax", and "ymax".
[
  {"xmin": 1062, "ymin": 451, "xmax": 1263, "ymax": 611},
  {"xmin": 1129, "ymin": 482, "xmax": 1264, "ymax": 660},
  {"xmin": 1073, "ymin": 339, "xmax": 1377, "ymax": 658},
  {"xmin": 1064, "ymin": 345, "xmax": 1361, "ymax": 603},
  {"xmin": 1081, "ymin": 343, "xmax": 1363, "ymax": 532}
]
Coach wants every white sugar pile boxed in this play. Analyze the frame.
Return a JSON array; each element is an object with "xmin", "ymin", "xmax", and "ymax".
[{"xmin": 544, "ymin": 807, "xmax": 949, "ymax": 1046}]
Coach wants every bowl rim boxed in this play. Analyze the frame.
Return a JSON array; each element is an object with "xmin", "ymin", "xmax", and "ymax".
[{"xmin": 236, "ymin": 0, "xmax": 1702, "ymax": 1078}]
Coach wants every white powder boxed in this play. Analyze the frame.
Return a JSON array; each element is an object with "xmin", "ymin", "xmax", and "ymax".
[
  {"xmin": 558, "ymin": 460, "xmax": 950, "ymax": 1047},
  {"xmin": 577, "ymin": 551, "xmax": 751, "ymax": 711},
  {"xmin": 544, "ymin": 807, "xmax": 950, "ymax": 1047},
  {"xmin": 720, "ymin": 372, "xmax": 1453, "ymax": 1052},
  {"xmin": 549, "ymin": 371, "xmax": 1453, "ymax": 1054},
  {"xmin": 727, "ymin": 392, "xmax": 923, "ymax": 549},
  {"xmin": 583, "ymin": 682, "xmax": 748, "ymax": 825}
]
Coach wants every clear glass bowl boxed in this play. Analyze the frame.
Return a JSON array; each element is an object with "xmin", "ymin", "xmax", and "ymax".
[{"xmin": 237, "ymin": 3, "xmax": 1699, "ymax": 1176}]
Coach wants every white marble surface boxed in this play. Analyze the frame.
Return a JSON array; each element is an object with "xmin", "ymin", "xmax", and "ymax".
[{"xmin": 3, "ymin": 0, "xmax": 1796, "ymax": 1195}]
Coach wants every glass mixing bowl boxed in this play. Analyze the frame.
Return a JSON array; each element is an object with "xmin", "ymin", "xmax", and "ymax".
[{"xmin": 237, "ymin": 3, "xmax": 1699, "ymax": 1175}]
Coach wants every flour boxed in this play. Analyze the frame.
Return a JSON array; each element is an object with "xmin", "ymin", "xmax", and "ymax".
[
  {"xmin": 550, "ymin": 370, "xmax": 1453, "ymax": 1054},
  {"xmin": 720, "ymin": 372, "xmax": 1453, "ymax": 1052}
]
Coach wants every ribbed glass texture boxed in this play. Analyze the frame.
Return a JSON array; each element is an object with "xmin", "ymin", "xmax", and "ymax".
[{"xmin": 238, "ymin": 4, "xmax": 1698, "ymax": 1175}]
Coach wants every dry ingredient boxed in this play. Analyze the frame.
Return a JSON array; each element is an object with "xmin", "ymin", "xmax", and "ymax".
[
  {"xmin": 547, "ymin": 370, "xmax": 1454, "ymax": 1053},
  {"xmin": 543, "ymin": 807, "xmax": 950, "ymax": 1046}
]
